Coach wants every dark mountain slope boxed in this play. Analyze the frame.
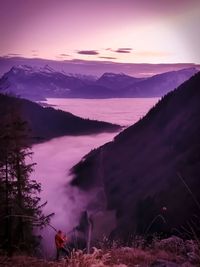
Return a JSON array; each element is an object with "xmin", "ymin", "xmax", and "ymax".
[
  {"xmin": 0, "ymin": 94, "xmax": 121, "ymax": 143},
  {"xmin": 71, "ymin": 72, "xmax": 200, "ymax": 238}
]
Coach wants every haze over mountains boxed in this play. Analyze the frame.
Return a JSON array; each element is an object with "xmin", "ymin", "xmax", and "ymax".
[
  {"xmin": 71, "ymin": 72, "xmax": 200, "ymax": 238},
  {"xmin": 0, "ymin": 93, "xmax": 121, "ymax": 143},
  {"xmin": 1, "ymin": 57, "xmax": 200, "ymax": 78},
  {"xmin": 0, "ymin": 64, "xmax": 198, "ymax": 100}
]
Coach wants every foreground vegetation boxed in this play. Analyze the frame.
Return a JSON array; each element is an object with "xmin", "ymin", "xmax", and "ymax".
[{"xmin": 1, "ymin": 236, "xmax": 200, "ymax": 267}]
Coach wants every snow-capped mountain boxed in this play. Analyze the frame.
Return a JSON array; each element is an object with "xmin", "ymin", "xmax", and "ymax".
[
  {"xmin": 0, "ymin": 65, "xmax": 198, "ymax": 100},
  {"xmin": 0, "ymin": 65, "xmax": 94, "ymax": 100}
]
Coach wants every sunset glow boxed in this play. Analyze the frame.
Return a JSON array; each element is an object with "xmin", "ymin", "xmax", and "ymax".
[{"xmin": 1, "ymin": 0, "xmax": 200, "ymax": 64}]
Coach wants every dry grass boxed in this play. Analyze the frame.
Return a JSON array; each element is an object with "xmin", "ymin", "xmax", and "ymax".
[
  {"xmin": 0, "ymin": 246, "xmax": 196, "ymax": 267},
  {"xmin": 0, "ymin": 255, "xmax": 62, "ymax": 267},
  {"xmin": 1, "ymin": 237, "xmax": 200, "ymax": 267}
]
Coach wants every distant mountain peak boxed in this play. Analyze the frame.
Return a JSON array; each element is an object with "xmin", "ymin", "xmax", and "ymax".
[
  {"xmin": 10, "ymin": 65, "xmax": 34, "ymax": 73},
  {"xmin": 9, "ymin": 64, "xmax": 57, "ymax": 76},
  {"xmin": 41, "ymin": 64, "xmax": 56, "ymax": 73},
  {"xmin": 102, "ymin": 72, "xmax": 119, "ymax": 77},
  {"xmin": 152, "ymin": 67, "xmax": 198, "ymax": 78},
  {"xmin": 100, "ymin": 72, "xmax": 128, "ymax": 78},
  {"xmin": 177, "ymin": 67, "xmax": 198, "ymax": 73}
]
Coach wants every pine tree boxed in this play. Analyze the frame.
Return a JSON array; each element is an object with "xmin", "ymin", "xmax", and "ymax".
[{"xmin": 0, "ymin": 111, "xmax": 52, "ymax": 255}]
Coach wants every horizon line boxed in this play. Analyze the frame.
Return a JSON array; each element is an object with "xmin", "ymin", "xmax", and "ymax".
[{"xmin": 1, "ymin": 56, "xmax": 200, "ymax": 67}]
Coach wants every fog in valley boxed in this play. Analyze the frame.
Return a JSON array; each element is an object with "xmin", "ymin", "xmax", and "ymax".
[{"xmin": 31, "ymin": 98, "xmax": 159, "ymax": 256}]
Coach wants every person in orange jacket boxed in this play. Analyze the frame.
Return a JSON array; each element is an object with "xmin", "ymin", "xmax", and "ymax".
[{"xmin": 55, "ymin": 230, "xmax": 67, "ymax": 260}]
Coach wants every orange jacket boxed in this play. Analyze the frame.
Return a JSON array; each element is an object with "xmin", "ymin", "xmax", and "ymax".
[{"xmin": 55, "ymin": 233, "xmax": 65, "ymax": 249}]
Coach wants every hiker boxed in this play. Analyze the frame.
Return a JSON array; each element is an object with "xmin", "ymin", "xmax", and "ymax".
[{"xmin": 55, "ymin": 230, "xmax": 67, "ymax": 260}]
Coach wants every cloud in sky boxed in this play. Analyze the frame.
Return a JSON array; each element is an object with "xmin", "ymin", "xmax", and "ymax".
[
  {"xmin": 115, "ymin": 48, "xmax": 132, "ymax": 53},
  {"xmin": 0, "ymin": 0, "xmax": 199, "ymax": 64},
  {"xmin": 118, "ymin": 48, "xmax": 132, "ymax": 51},
  {"xmin": 106, "ymin": 48, "xmax": 133, "ymax": 54},
  {"xmin": 7, "ymin": 53, "xmax": 22, "ymax": 56},
  {"xmin": 99, "ymin": 56, "xmax": 117, "ymax": 60},
  {"xmin": 60, "ymin": 53, "xmax": 70, "ymax": 57},
  {"xmin": 77, "ymin": 50, "xmax": 99, "ymax": 55}
]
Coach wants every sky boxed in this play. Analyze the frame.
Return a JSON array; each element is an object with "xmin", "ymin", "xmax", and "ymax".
[{"xmin": 0, "ymin": 0, "xmax": 200, "ymax": 64}]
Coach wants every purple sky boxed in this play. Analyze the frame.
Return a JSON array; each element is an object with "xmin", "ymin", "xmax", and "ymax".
[{"xmin": 0, "ymin": 0, "xmax": 200, "ymax": 64}]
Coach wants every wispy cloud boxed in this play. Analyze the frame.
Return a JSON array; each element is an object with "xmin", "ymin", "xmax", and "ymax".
[
  {"xmin": 118, "ymin": 48, "xmax": 132, "ymax": 51},
  {"xmin": 6, "ymin": 53, "xmax": 22, "ymax": 56},
  {"xmin": 115, "ymin": 48, "xmax": 132, "ymax": 53},
  {"xmin": 77, "ymin": 50, "xmax": 99, "ymax": 55},
  {"xmin": 60, "ymin": 53, "xmax": 70, "ymax": 57},
  {"xmin": 106, "ymin": 48, "xmax": 132, "ymax": 54},
  {"xmin": 99, "ymin": 56, "xmax": 117, "ymax": 60}
]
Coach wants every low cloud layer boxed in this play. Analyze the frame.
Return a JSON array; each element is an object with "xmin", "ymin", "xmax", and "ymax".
[{"xmin": 31, "ymin": 97, "xmax": 158, "ymax": 256}]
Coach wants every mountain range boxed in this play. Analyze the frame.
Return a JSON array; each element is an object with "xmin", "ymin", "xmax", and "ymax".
[
  {"xmin": 0, "ymin": 93, "xmax": 121, "ymax": 143},
  {"xmin": 0, "ymin": 65, "xmax": 198, "ymax": 100},
  {"xmin": 70, "ymin": 72, "xmax": 200, "ymax": 239}
]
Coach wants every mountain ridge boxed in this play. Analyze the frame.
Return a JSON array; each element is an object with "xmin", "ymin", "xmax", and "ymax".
[
  {"xmin": 0, "ymin": 65, "xmax": 198, "ymax": 100},
  {"xmin": 0, "ymin": 93, "xmax": 121, "ymax": 143}
]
